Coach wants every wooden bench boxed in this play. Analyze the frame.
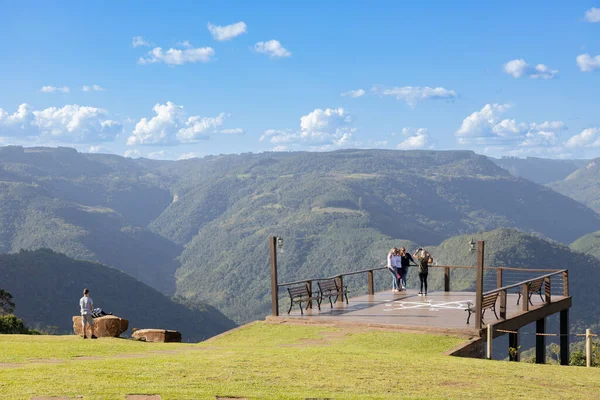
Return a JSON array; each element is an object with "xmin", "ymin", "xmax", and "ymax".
[
  {"xmin": 287, "ymin": 285, "xmax": 321, "ymax": 315},
  {"xmin": 465, "ymin": 292, "xmax": 499, "ymax": 325},
  {"xmin": 516, "ymin": 278, "xmax": 545, "ymax": 306},
  {"xmin": 317, "ymin": 279, "xmax": 349, "ymax": 308}
]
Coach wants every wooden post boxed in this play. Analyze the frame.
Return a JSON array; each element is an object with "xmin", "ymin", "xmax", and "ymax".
[
  {"xmin": 367, "ymin": 270, "xmax": 374, "ymax": 295},
  {"xmin": 586, "ymin": 329, "xmax": 592, "ymax": 368},
  {"xmin": 496, "ymin": 268, "xmax": 503, "ymax": 289},
  {"xmin": 270, "ymin": 236, "xmax": 279, "ymax": 316},
  {"xmin": 560, "ymin": 309, "xmax": 569, "ymax": 366},
  {"xmin": 521, "ymin": 283, "xmax": 529, "ymax": 312},
  {"xmin": 336, "ymin": 275, "xmax": 344, "ymax": 303},
  {"xmin": 509, "ymin": 330, "xmax": 520, "ymax": 362},
  {"xmin": 486, "ymin": 324, "xmax": 493, "ymax": 360},
  {"xmin": 444, "ymin": 266, "xmax": 450, "ymax": 292},
  {"xmin": 562, "ymin": 270, "xmax": 569, "ymax": 297},
  {"xmin": 475, "ymin": 241, "xmax": 485, "ymax": 330},
  {"xmin": 544, "ymin": 277, "xmax": 551, "ymax": 304},
  {"xmin": 499, "ymin": 289, "xmax": 507, "ymax": 319},
  {"xmin": 306, "ymin": 280, "xmax": 312, "ymax": 309},
  {"xmin": 536, "ymin": 318, "xmax": 546, "ymax": 364}
]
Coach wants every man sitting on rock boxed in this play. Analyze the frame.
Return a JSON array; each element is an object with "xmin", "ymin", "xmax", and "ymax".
[{"xmin": 79, "ymin": 288, "xmax": 97, "ymax": 339}]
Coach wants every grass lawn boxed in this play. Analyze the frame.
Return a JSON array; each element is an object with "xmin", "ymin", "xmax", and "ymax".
[{"xmin": 0, "ymin": 322, "xmax": 599, "ymax": 399}]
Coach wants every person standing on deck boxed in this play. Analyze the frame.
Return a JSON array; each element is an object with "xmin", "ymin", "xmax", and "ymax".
[
  {"xmin": 387, "ymin": 248, "xmax": 401, "ymax": 292},
  {"xmin": 398, "ymin": 247, "xmax": 415, "ymax": 290},
  {"xmin": 415, "ymin": 248, "xmax": 432, "ymax": 296}
]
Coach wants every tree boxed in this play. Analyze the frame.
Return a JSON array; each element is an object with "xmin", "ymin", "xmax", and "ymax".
[{"xmin": 0, "ymin": 289, "xmax": 15, "ymax": 316}]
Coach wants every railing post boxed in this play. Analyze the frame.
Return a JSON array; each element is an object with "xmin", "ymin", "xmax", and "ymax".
[
  {"xmin": 522, "ymin": 283, "xmax": 529, "ymax": 312},
  {"xmin": 562, "ymin": 270, "xmax": 569, "ymax": 297},
  {"xmin": 586, "ymin": 329, "xmax": 593, "ymax": 368},
  {"xmin": 475, "ymin": 241, "xmax": 485, "ymax": 330},
  {"xmin": 336, "ymin": 275, "xmax": 344, "ymax": 303},
  {"xmin": 544, "ymin": 277, "xmax": 551, "ymax": 304},
  {"xmin": 367, "ymin": 270, "xmax": 374, "ymax": 295},
  {"xmin": 496, "ymin": 268, "xmax": 503, "ymax": 289},
  {"xmin": 306, "ymin": 280, "xmax": 312, "ymax": 309},
  {"xmin": 499, "ymin": 289, "xmax": 507, "ymax": 319},
  {"xmin": 444, "ymin": 266, "xmax": 450, "ymax": 292},
  {"xmin": 270, "ymin": 236, "xmax": 279, "ymax": 316},
  {"xmin": 486, "ymin": 324, "xmax": 493, "ymax": 360}
]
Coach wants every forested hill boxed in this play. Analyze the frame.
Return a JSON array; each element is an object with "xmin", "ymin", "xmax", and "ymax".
[
  {"xmin": 548, "ymin": 158, "xmax": 600, "ymax": 214},
  {"xmin": 0, "ymin": 249, "xmax": 236, "ymax": 341},
  {"xmin": 2, "ymin": 146, "xmax": 600, "ymax": 324},
  {"xmin": 491, "ymin": 157, "xmax": 588, "ymax": 185}
]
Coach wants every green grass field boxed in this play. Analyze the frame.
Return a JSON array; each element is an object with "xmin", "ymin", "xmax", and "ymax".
[{"xmin": 1, "ymin": 322, "xmax": 599, "ymax": 399}]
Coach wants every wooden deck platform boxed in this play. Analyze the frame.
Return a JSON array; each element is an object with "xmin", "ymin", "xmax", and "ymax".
[{"xmin": 271, "ymin": 289, "xmax": 570, "ymax": 338}]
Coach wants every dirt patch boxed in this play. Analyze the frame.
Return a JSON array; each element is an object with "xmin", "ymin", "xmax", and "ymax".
[
  {"xmin": 72, "ymin": 356, "xmax": 102, "ymax": 360},
  {"xmin": 29, "ymin": 359, "xmax": 65, "ymax": 365},
  {"xmin": 0, "ymin": 363, "xmax": 24, "ymax": 369},
  {"xmin": 439, "ymin": 381, "xmax": 475, "ymax": 388}
]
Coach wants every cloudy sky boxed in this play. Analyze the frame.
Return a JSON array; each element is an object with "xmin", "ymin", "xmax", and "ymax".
[{"xmin": 1, "ymin": 1, "xmax": 599, "ymax": 160}]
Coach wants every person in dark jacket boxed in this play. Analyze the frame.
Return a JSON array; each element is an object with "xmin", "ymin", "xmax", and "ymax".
[
  {"xmin": 398, "ymin": 247, "xmax": 414, "ymax": 290},
  {"xmin": 415, "ymin": 248, "xmax": 432, "ymax": 296}
]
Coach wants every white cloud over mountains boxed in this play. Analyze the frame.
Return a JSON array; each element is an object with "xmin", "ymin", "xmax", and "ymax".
[
  {"xmin": 371, "ymin": 85, "xmax": 458, "ymax": 107},
  {"xmin": 565, "ymin": 128, "xmax": 600, "ymax": 148},
  {"xmin": 261, "ymin": 108, "xmax": 353, "ymax": 149},
  {"xmin": 396, "ymin": 128, "xmax": 430, "ymax": 150},
  {"xmin": 138, "ymin": 45, "xmax": 215, "ymax": 65},
  {"xmin": 585, "ymin": 7, "xmax": 600, "ymax": 23},
  {"xmin": 207, "ymin": 21, "xmax": 247, "ymax": 41},
  {"xmin": 40, "ymin": 86, "xmax": 70, "ymax": 93},
  {"xmin": 127, "ymin": 101, "xmax": 241, "ymax": 145},
  {"xmin": 576, "ymin": 54, "xmax": 600, "ymax": 72},
  {"xmin": 503, "ymin": 59, "xmax": 559, "ymax": 79},
  {"xmin": 253, "ymin": 40, "xmax": 291, "ymax": 58},
  {"xmin": 0, "ymin": 104, "xmax": 121, "ymax": 143}
]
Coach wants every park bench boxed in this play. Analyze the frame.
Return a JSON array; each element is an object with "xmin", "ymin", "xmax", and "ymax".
[
  {"xmin": 317, "ymin": 279, "xmax": 349, "ymax": 308},
  {"xmin": 516, "ymin": 278, "xmax": 545, "ymax": 306},
  {"xmin": 287, "ymin": 285, "xmax": 321, "ymax": 315},
  {"xmin": 465, "ymin": 292, "xmax": 499, "ymax": 325}
]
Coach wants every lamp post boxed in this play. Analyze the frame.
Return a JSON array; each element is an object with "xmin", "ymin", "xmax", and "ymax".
[{"xmin": 270, "ymin": 236, "xmax": 280, "ymax": 316}]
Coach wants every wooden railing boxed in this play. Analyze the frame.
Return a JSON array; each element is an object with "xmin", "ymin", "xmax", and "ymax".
[{"xmin": 274, "ymin": 264, "xmax": 569, "ymax": 319}]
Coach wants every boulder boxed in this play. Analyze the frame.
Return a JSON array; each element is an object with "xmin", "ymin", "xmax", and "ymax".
[
  {"xmin": 132, "ymin": 329, "xmax": 182, "ymax": 343},
  {"xmin": 72, "ymin": 315, "xmax": 128, "ymax": 338}
]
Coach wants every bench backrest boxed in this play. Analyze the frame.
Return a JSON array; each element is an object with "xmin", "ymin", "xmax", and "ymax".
[
  {"xmin": 288, "ymin": 285, "xmax": 309, "ymax": 298},
  {"xmin": 318, "ymin": 279, "xmax": 339, "ymax": 293},
  {"xmin": 482, "ymin": 292, "xmax": 499, "ymax": 309},
  {"xmin": 528, "ymin": 278, "xmax": 544, "ymax": 292}
]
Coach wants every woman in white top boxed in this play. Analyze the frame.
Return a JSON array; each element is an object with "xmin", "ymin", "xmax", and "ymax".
[{"xmin": 387, "ymin": 247, "xmax": 401, "ymax": 292}]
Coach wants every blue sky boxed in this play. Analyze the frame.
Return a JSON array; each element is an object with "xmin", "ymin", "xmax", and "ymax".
[{"xmin": 0, "ymin": 0, "xmax": 599, "ymax": 160}]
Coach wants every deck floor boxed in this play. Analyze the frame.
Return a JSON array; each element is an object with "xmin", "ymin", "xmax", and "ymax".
[{"xmin": 275, "ymin": 289, "xmax": 567, "ymax": 336}]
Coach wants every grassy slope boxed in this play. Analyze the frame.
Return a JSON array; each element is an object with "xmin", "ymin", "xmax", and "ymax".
[
  {"xmin": 1, "ymin": 323, "xmax": 599, "ymax": 400},
  {"xmin": 570, "ymin": 230, "xmax": 600, "ymax": 260},
  {"xmin": 548, "ymin": 158, "xmax": 600, "ymax": 214}
]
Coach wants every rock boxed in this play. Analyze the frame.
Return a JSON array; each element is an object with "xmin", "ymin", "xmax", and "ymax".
[
  {"xmin": 131, "ymin": 329, "xmax": 181, "ymax": 343},
  {"xmin": 72, "ymin": 315, "xmax": 128, "ymax": 338}
]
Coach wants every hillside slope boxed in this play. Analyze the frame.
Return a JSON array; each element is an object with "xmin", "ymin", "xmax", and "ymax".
[
  {"xmin": 570, "ymin": 230, "xmax": 600, "ymax": 260},
  {"xmin": 0, "ymin": 249, "xmax": 235, "ymax": 341},
  {"xmin": 491, "ymin": 157, "xmax": 588, "ymax": 184},
  {"xmin": 548, "ymin": 158, "xmax": 600, "ymax": 213}
]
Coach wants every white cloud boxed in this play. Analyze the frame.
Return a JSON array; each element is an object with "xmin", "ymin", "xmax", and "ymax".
[
  {"xmin": 177, "ymin": 152, "xmax": 198, "ymax": 160},
  {"xmin": 40, "ymin": 86, "xmax": 70, "ymax": 94},
  {"xmin": 271, "ymin": 145, "xmax": 289, "ymax": 152},
  {"xmin": 82, "ymin": 85, "xmax": 105, "ymax": 92},
  {"xmin": 220, "ymin": 128, "xmax": 244, "ymax": 134},
  {"xmin": 207, "ymin": 21, "xmax": 247, "ymax": 41},
  {"xmin": 127, "ymin": 102, "xmax": 236, "ymax": 145},
  {"xmin": 124, "ymin": 149, "xmax": 141, "ymax": 158},
  {"xmin": 87, "ymin": 145, "xmax": 109, "ymax": 153},
  {"xmin": 503, "ymin": 59, "xmax": 558, "ymax": 79},
  {"xmin": 139, "ymin": 45, "xmax": 215, "ymax": 65},
  {"xmin": 261, "ymin": 108, "xmax": 353, "ymax": 149},
  {"xmin": 148, "ymin": 150, "xmax": 167, "ymax": 160},
  {"xmin": 585, "ymin": 7, "xmax": 600, "ymax": 23},
  {"xmin": 565, "ymin": 128, "xmax": 600, "ymax": 148},
  {"xmin": 396, "ymin": 128, "xmax": 430, "ymax": 150},
  {"xmin": 132, "ymin": 36, "xmax": 151, "ymax": 47},
  {"xmin": 341, "ymin": 89, "xmax": 366, "ymax": 98},
  {"xmin": 0, "ymin": 103, "xmax": 121, "ymax": 143},
  {"xmin": 253, "ymin": 40, "xmax": 291, "ymax": 58},
  {"xmin": 456, "ymin": 104, "xmax": 566, "ymax": 152},
  {"xmin": 576, "ymin": 54, "xmax": 600, "ymax": 72},
  {"xmin": 371, "ymin": 85, "xmax": 457, "ymax": 107}
]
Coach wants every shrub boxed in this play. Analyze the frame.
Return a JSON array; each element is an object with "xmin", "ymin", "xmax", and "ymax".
[{"xmin": 0, "ymin": 314, "xmax": 37, "ymax": 334}]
